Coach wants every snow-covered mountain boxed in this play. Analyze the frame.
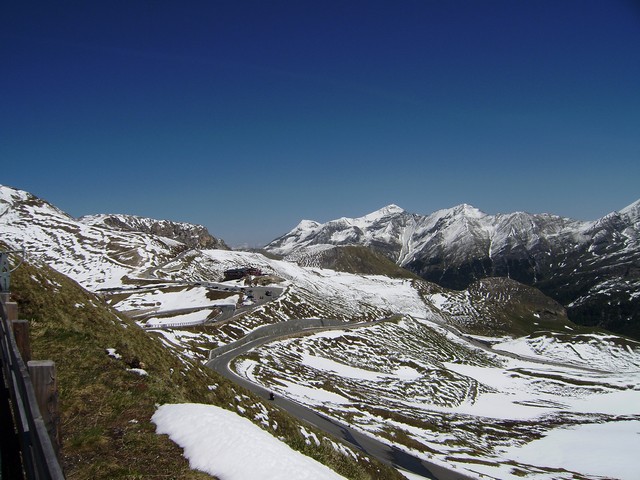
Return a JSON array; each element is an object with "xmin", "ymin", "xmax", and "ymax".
[
  {"xmin": 266, "ymin": 203, "xmax": 585, "ymax": 266},
  {"xmin": 0, "ymin": 185, "xmax": 226, "ymax": 289},
  {"xmin": 266, "ymin": 200, "xmax": 640, "ymax": 339}
]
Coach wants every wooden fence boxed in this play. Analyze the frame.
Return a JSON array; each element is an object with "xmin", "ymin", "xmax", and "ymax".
[{"xmin": 0, "ymin": 293, "xmax": 65, "ymax": 479}]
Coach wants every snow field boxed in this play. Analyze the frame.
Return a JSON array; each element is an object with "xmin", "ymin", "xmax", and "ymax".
[
  {"xmin": 152, "ymin": 404, "xmax": 347, "ymax": 480},
  {"xmin": 500, "ymin": 420, "xmax": 640, "ymax": 480}
]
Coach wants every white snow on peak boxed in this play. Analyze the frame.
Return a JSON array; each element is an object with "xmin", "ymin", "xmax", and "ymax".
[
  {"xmin": 315, "ymin": 205, "xmax": 406, "ymax": 229},
  {"xmin": 0, "ymin": 186, "xmax": 21, "ymax": 217},
  {"xmin": 450, "ymin": 203, "xmax": 487, "ymax": 219},
  {"xmin": 424, "ymin": 203, "xmax": 486, "ymax": 224},
  {"xmin": 0, "ymin": 185, "xmax": 30, "ymax": 204},
  {"xmin": 267, "ymin": 205, "xmax": 412, "ymax": 255},
  {"xmin": 339, "ymin": 204, "xmax": 407, "ymax": 228},
  {"xmin": 293, "ymin": 219, "xmax": 322, "ymax": 231},
  {"xmin": 0, "ymin": 185, "xmax": 69, "ymax": 219},
  {"xmin": 362, "ymin": 204, "xmax": 405, "ymax": 220},
  {"xmin": 79, "ymin": 213, "xmax": 208, "ymax": 231}
]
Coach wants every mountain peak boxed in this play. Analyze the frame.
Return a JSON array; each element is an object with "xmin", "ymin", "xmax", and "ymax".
[
  {"xmin": 362, "ymin": 204, "xmax": 406, "ymax": 222},
  {"xmin": 380, "ymin": 204, "xmax": 405, "ymax": 214},
  {"xmin": 79, "ymin": 213, "xmax": 228, "ymax": 250},
  {"xmin": 293, "ymin": 219, "xmax": 321, "ymax": 231},
  {"xmin": 452, "ymin": 203, "xmax": 485, "ymax": 218}
]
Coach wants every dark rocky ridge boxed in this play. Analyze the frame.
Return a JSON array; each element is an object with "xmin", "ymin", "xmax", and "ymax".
[{"xmin": 81, "ymin": 214, "xmax": 229, "ymax": 250}]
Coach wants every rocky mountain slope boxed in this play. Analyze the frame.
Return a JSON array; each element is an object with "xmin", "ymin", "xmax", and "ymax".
[
  {"xmin": 266, "ymin": 200, "xmax": 640, "ymax": 339},
  {"xmin": 80, "ymin": 213, "xmax": 228, "ymax": 250},
  {"xmin": 282, "ymin": 244, "xmax": 419, "ymax": 279}
]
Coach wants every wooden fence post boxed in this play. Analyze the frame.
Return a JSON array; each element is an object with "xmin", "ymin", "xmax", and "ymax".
[
  {"xmin": 28, "ymin": 360, "xmax": 61, "ymax": 458},
  {"xmin": 4, "ymin": 301, "xmax": 18, "ymax": 322},
  {"xmin": 12, "ymin": 319, "xmax": 31, "ymax": 363}
]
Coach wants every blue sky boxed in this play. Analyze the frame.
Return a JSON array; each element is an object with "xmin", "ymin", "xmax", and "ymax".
[{"xmin": 2, "ymin": 1, "xmax": 639, "ymax": 247}]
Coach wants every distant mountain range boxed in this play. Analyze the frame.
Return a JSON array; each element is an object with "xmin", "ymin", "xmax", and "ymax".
[
  {"xmin": 0, "ymin": 183, "xmax": 572, "ymax": 338},
  {"xmin": 2, "ymin": 182, "xmax": 638, "ymax": 339},
  {"xmin": 266, "ymin": 200, "xmax": 640, "ymax": 339}
]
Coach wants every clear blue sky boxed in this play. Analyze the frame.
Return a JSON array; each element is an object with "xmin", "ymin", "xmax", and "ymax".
[{"xmin": 2, "ymin": 1, "xmax": 639, "ymax": 247}]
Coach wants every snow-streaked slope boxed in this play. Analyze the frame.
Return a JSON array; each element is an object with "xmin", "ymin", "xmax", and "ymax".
[
  {"xmin": 174, "ymin": 248, "xmax": 431, "ymax": 320},
  {"xmin": 0, "ymin": 185, "xmax": 183, "ymax": 289},
  {"xmin": 233, "ymin": 315, "xmax": 640, "ymax": 480},
  {"xmin": 0, "ymin": 185, "xmax": 236, "ymax": 291},
  {"xmin": 80, "ymin": 213, "xmax": 228, "ymax": 249}
]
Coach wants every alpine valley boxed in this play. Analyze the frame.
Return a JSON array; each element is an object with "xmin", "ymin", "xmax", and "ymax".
[{"xmin": 1, "ymin": 184, "xmax": 639, "ymax": 480}]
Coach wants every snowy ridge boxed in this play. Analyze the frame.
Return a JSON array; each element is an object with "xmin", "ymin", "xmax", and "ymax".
[
  {"xmin": 266, "ymin": 204, "xmax": 418, "ymax": 262},
  {"xmin": 618, "ymin": 198, "xmax": 640, "ymax": 222},
  {"xmin": 266, "ymin": 202, "xmax": 589, "ymax": 268},
  {"xmin": 266, "ymin": 199, "xmax": 640, "ymax": 339},
  {"xmin": 80, "ymin": 213, "xmax": 228, "ymax": 250},
  {"xmin": 0, "ymin": 185, "xmax": 217, "ymax": 289}
]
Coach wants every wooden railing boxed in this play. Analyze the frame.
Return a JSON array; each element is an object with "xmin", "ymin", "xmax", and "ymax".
[{"xmin": 0, "ymin": 293, "xmax": 65, "ymax": 480}]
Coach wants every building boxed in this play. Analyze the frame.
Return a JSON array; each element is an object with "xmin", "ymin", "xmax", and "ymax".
[{"xmin": 223, "ymin": 267, "xmax": 263, "ymax": 281}]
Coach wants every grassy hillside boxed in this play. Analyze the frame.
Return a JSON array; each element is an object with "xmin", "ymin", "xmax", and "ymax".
[
  {"xmin": 9, "ymin": 260, "xmax": 403, "ymax": 480},
  {"xmin": 415, "ymin": 277, "xmax": 579, "ymax": 337},
  {"xmin": 297, "ymin": 245, "xmax": 421, "ymax": 279}
]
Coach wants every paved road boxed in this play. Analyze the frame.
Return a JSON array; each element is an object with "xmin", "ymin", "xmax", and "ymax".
[
  {"xmin": 206, "ymin": 324, "xmax": 476, "ymax": 480},
  {"xmin": 126, "ymin": 282, "xmax": 284, "ymax": 330}
]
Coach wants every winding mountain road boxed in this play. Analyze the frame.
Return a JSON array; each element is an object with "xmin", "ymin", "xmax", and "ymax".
[{"xmin": 205, "ymin": 321, "xmax": 475, "ymax": 480}]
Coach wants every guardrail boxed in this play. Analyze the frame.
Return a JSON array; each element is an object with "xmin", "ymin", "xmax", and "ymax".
[
  {"xmin": 142, "ymin": 305, "xmax": 236, "ymax": 330},
  {"xmin": 0, "ymin": 293, "xmax": 65, "ymax": 480}
]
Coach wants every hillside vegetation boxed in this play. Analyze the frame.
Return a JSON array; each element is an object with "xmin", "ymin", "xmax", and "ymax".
[{"xmin": 288, "ymin": 245, "xmax": 421, "ymax": 279}]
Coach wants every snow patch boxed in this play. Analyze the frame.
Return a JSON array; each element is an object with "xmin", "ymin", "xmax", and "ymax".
[{"xmin": 152, "ymin": 404, "xmax": 347, "ymax": 480}]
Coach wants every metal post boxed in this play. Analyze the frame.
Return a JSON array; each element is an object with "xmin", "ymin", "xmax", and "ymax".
[
  {"xmin": 5, "ymin": 302, "xmax": 18, "ymax": 322},
  {"xmin": 0, "ymin": 249, "xmax": 25, "ymax": 294},
  {"xmin": 0, "ymin": 252, "xmax": 10, "ymax": 292}
]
